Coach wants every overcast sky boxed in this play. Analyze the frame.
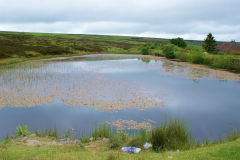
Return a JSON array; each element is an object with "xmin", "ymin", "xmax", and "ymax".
[{"xmin": 0, "ymin": 0, "xmax": 239, "ymax": 41}]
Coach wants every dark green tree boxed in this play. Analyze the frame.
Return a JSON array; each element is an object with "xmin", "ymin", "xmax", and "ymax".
[
  {"xmin": 170, "ymin": 37, "xmax": 187, "ymax": 48},
  {"xmin": 203, "ymin": 33, "xmax": 217, "ymax": 53}
]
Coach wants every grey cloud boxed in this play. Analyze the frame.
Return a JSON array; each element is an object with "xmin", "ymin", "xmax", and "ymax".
[{"xmin": 0, "ymin": 0, "xmax": 239, "ymax": 41}]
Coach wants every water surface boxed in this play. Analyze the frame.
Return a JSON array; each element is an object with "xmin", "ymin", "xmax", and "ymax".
[{"xmin": 0, "ymin": 54, "xmax": 240, "ymax": 140}]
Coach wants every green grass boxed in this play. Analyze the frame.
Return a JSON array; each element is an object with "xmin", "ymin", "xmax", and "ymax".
[
  {"xmin": 1, "ymin": 137, "xmax": 240, "ymax": 160},
  {"xmin": 151, "ymin": 119, "xmax": 192, "ymax": 151},
  {"xmin": 173, "ymin": 46, "xmax": 240, "ymax": 72}
]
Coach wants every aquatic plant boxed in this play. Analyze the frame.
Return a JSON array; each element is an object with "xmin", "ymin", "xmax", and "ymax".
[
  {"xmin": 92, "ymin": 124, "xmax": 112, "ymax": 140},
  {"xmin": 5, "ymin": 132, "xmax": 9, "ymax": 140},
  {"xmin": 64, "ymin": 130, "xmax": 71, "ymax": 138},
  {"xmin": 227, "ymin": 129, "xmax": 240, "ymax": 142},
  {"xmin": 110, "ymin": 119, "xmax": 154, "ymax": 131},
  {"xmin": 34, "ymin": 128, "xmax": 41, "ymax": 137},
  {"xmin": 52, "ymin": 125, "xmax": 58, "ymax": 139},
  {"xmin": 79, "ymin": 136, "xmax": 91, "ymax": 143},
  {"xmin": 151, "ymin": 119, "xmax": 191, "ymax": 151},
  {"xmin": 5, "ymin": 120, "xmax": 240, "ymax": 153},
  {"xmin": 42, "ymin": 126, "xmax": 58, "ymax": 139},
  {"xmin": 16, "ymin": 125, "xmax": 31, "ymax": 136}
]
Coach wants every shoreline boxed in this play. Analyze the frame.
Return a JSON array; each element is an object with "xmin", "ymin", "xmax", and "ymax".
[
  {"xmin": 2, "ymin": 53, "xmax": 240, "ymax": 76},
  {"xmin": 10, "ymin": 53, "xmax": 239, "ymax": 82}
]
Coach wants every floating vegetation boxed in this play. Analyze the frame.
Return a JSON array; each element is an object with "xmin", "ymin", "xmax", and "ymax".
[
  {"xmin": 0, "ymin": 58, "xmax": 165, "ymax": 111},
  {"xmin": 107, "ymin": 119, "xmax": 155, "ymax": 131}
]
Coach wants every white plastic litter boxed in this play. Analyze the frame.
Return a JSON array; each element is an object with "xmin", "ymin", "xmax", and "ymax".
[
  {"xmin": 121, "ymin": 147, "xmax": 141, "ymax": 153},
  {"xmin": 89, "ymin": 137, "xmax": 93, "ymax": 141},
  {"xmin": 143, "ymin": 142, "xmax": 152, "ymax": 149}
]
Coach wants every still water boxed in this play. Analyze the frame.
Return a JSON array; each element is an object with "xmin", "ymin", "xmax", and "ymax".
[{"xmin": 0, "ymin": 54, "xmax": 240, "ymax": 140}]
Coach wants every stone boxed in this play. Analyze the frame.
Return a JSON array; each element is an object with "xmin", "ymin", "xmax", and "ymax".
[{"xmin": 25, "ymin": 140, "xmax": 41, "ymax": 146}]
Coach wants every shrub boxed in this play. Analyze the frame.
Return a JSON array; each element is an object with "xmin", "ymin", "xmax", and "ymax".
[
  {"xmin": 211, "ymin": 56, "xmax": 226, "ymax": 69},
  {"xmin": 24, "ymin": 51, "xmax": 41, "ymax": 57},
  {"xmin": 170, "ymin": 38, "xmax": 187, "ymax": 48},
  {"xmin": 175, "ymin": 52, "xmax": 188, "ymax": 62},
  {"xmin": 152, "ymin": 43, "xmax": 161, "ymax": 49},
  {"xmin": 163, "ymin": 46, "xmax": 176, "ymax": 59},
  {"xmin": 210, "ymin": 56, "xmax": 240, "ymax": 72},
  {"xmin": 202, "ymin": 55, "xmax": 213, "ymax": 65},
  {"xmin": 191, "ymin": 52, "xmax": 205, "ymax": 64},
  {"xmin": 141, "ymin": 47, "xmax": 150, "ymax": 55},
  {"xmin": 154, "ymin": 52, "xmax": 164, "ymax": 57},
  {"xmin": 229, "ymin": 51, "xmax": 240, "ymax": 55},
  {"xmin": 189, "ymin": 48, "xmax": 206, "ymax": 64}
]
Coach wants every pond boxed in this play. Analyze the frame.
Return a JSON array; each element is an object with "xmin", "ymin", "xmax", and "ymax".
[{"xmin": 0, "ymin": 54, "xmax": 240, "ymax": 141}]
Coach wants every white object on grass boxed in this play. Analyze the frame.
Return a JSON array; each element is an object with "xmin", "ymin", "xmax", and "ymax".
[{"xmin": 143, "ymin": 142, "xmax": 152, "ymax": 149}]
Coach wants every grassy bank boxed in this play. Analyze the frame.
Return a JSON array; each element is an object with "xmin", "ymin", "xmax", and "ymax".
[
  {"xmin": 1, "ymin": 120, "xmax": 240, "ymax": 160},
  {"xmin": 1, "ymin": 31, "xmax": 240, "ymax": 73},
  {"xmin": 1, "ymin": 133, "xmax": 240, "ymax": 160},
  {"xmin": 174, "ymin": 47, "xmax": 240, "ymax": 73},
  {"xmin": 144, "ymin": 44, "xmax": 240, "ymax": 73}
]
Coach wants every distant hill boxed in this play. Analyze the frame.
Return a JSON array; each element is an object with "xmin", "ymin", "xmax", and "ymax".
[
  {"xmin": 0, "ymin": 31, "xmax": 171, "ymax": 58},
  {"xmin": 0, "ymin": 31, "xmax": 239, "ymax": 59}
]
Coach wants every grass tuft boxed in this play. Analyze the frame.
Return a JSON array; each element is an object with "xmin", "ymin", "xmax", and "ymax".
[{"xmin": 151, "ymin": 119, "xmax": 191, "ymax": 151}]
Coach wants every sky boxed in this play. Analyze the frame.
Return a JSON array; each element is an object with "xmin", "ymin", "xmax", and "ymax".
[{"xmin": 0, "ymin": 0, "xmax": 239, "ymax": 41}]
